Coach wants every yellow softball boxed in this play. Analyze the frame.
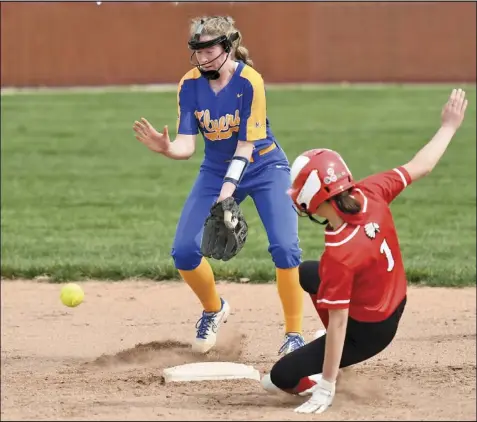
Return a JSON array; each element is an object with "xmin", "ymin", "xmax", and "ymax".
[{"xmin": 60, "ymin": 283, "xmax": 84, "ymax": 307}]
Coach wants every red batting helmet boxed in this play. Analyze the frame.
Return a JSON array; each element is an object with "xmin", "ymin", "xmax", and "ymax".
[{"xmin": 288, "ymin": 148, "xmax": 355, "ymax": 216}]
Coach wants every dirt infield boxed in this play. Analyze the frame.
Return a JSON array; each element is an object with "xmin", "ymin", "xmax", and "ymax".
[{"xmin": 1, "ymin": 280, "xmax": 476, "ymax": 421}]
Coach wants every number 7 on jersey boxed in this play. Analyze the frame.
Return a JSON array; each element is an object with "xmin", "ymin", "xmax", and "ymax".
[{"xmin": 380, "ymin": 239, "xmax": 395, "ymax": 272}]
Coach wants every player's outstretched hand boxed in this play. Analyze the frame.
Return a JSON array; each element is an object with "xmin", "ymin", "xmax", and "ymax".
[
  {"xmin": 294, "ymin": 378, "xmax": 336, "ymax": 414},
  {"xmin": 133, "ymin": 118, "xmax": 171, "ymax": 154},
  {"xmin": 441, "ymin": 88, "xmax": 468, "ymax": 131}
]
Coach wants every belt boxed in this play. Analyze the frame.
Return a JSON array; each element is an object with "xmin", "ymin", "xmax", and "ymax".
[
  {"xmin": 225, "ymin": 142, "xmax": 277, "ymax": 164},
  {"xmin": 250, "ymin": 142, "xmax": 277, "ymax": 163}
]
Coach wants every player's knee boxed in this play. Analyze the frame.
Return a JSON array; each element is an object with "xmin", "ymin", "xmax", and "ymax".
[
  {"xmin": 299, "ymin": 260, "xmax": 321, "ymax": 295},
  {"xmin": 170, "ymin": 242, "xmax": 202, "ymax": 271},
  {"xmin": 269, "ymin": 360, "xmax": 298, "ymax": 392},
  {"xmin": 269, "ymin": 242, "xmax": 301, "ymax": 269}
]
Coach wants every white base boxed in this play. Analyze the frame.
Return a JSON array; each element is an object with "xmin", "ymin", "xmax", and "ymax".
[{"xmin": 163, "ymin": 361, "xmax": 261, "ymax": 383}]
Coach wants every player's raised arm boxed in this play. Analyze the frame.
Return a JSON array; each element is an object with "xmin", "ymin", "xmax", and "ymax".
[
  {"xmin": 162, "ymin": 73, "xmax": 199, "ymax": 160},
  {"xmin": 403, "ymin": 88, "xmax": 468, "ymax": 182},
  {"xmin": 133, "ymin": 73, "xmax": 198, "ymax": 160},
  {"xmin": 133, "ymin": 119, "xmax": 197, "ymax": 161}
]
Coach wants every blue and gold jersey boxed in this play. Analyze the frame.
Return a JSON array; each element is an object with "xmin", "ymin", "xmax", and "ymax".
[{"xmin": 176, "ymin": 61, "xmax": 278, "ymax": 165}]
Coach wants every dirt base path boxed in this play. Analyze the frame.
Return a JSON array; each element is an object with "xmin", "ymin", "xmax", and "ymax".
[{"xmin": 1, "ymin": 280, "xmax": 475, "ymax": 421}]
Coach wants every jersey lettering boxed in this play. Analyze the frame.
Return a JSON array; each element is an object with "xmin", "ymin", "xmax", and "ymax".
[{"xmin": 195, "ymin": 109, "xmax": 241, "ymax": 141}]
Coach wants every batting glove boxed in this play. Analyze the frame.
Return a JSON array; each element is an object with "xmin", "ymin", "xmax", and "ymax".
[{"xmin": 294, "ymin": 377, "xmax": 336, "ymax": 414}]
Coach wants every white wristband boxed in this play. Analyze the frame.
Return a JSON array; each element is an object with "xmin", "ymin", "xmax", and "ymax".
[{"xmin": 224, "ymin": 156, "xmax": 249, "ymax": 186}]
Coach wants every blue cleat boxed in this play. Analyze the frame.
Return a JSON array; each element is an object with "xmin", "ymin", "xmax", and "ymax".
[{"xmin": 278, "ymin": 332, "xmax": 306, "ymax": 356}]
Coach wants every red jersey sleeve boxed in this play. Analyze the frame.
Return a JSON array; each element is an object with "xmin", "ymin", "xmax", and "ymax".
[
  {"xmin": 316, "ymin": 255, "xmax": 354, "ymax": 310},
  {"xmin": 361, "ymin": 166, "xmax": 412, "ymax": 204}
]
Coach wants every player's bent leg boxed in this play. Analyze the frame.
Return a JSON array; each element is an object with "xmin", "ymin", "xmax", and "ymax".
[
  {"xmin": 263, "ymin": 298, "xmax": 407, "ymax": 395},
  {"xmin": 170, "ymin": 169, "xmax": 228, "ymax": 353},
  {"xmin": 249, "ymin": 165, "xmax": 304, "ymax": 355},
  {"xmin": 268, "ymin": 337, "xmax": 327, "ymax": 395}
]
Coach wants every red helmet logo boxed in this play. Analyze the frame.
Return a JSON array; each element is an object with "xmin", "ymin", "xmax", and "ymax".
[{"xmin": 288, "ymin": 149, "xmax": 354, "ymax": 215}]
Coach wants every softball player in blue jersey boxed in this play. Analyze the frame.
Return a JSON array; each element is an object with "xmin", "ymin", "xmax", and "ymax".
[{"xmin": 133, "ymin": 15, "xmax": 305, "ymax": 356}]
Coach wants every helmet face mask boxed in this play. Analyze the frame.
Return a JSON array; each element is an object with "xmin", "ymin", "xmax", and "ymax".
[
  {"xmin": 188, "ymin": 19, "xmax": 239, "ymax": 81},
  {"xmin": 188, "ymin": 49, "xmax": 226, "ymax": 81},
  {"xmin": 291, "ymin": 202, "xmax": 308, "ymax": 217}
]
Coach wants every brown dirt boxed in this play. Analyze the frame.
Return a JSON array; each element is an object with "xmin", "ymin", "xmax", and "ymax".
[{"xmin": 1, "ymin": 280, "xmax": 476, "ymax": 421}]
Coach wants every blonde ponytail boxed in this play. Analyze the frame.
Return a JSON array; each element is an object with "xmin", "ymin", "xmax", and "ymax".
[{"xmin": 235, "ymin": 44, "xmax": 254, "ymax": 68}]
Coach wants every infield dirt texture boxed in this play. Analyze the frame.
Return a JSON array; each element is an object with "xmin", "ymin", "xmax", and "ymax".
[{"xmin": 1, "ymin": 281, "xmax": 476, "ymax": 421}]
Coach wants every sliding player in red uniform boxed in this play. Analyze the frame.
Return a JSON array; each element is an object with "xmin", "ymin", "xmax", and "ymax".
[{"xmin": 261, "ymin": 88, "xmax": 469, "ymax": 414}]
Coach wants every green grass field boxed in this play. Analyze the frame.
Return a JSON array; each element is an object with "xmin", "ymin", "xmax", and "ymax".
[{"xmin": 1, "ymin": 85, "xmax": 476, "ymax": 286}]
